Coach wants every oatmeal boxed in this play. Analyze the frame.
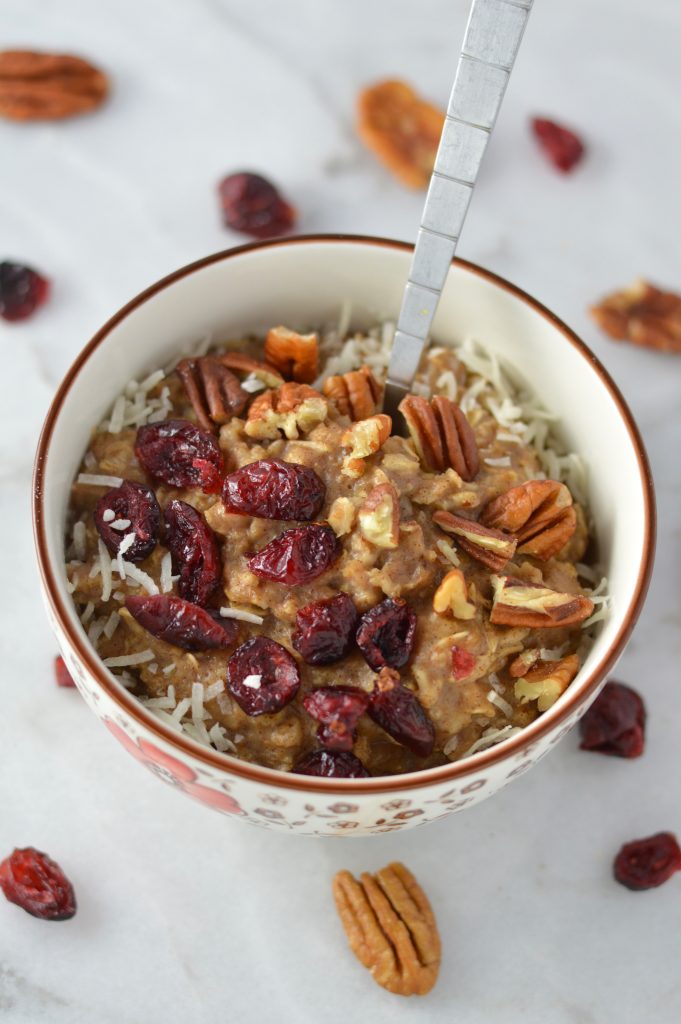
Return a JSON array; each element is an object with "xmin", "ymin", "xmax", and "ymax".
[{"xmin": 65, "ymin": 316, "xmax": 607, "ymax": 778}]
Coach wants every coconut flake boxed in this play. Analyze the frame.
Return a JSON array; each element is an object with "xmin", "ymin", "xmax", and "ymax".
[
  {"xmin": 460, "ymin": 725, "xmax": 522, "ymax": 759},
  {"xmin": 97, "ymin": 540, "xmax": 112, "ymax": 602},
  {"xmin": 110, "ymin": 518, "xmax": 132, "ymax": 531},
  {"xmin": 205, "ymin": 680, "xmax": 225, "ymax": 701},
  {"xmin": 208, "ymin": 722, "xmax": 236, "ymax": 753},
  {"xmin": 443, "ymin": 735, "xmax": 459, "ymax": 757},
  {"xmin": 116, "ymin": 532, "xmax": 135, "ymax": 578},
  {"xmin": 242, "ymin": 674, "xmax": 262, "ymax": 689},
  {"xmin": 103, "ymin": 650, "xmax": 155, "ymax": 668},
  {"xmin": 72, "ymin": 520, "xmax": 87, "ymax": 561},
  {"xmin": 119, "ymin": 560, "xmax": 158, "ymax": 595},
  {"xmin": 191, "ymin": 683, "xmax": 205, "ymax": 724},
  {"xmin": 241, "ymin": 375, "xmax": 266, "ymax": 394},
  {"xmin": 171, "ymin": 697, "xmax": 192, "ymax": 723},
  {"xmin": 487, "ymin": 689, "xmax": 513, "ymax": 717},
  {"xmin": 80, "ymin": 601, "xmax": 95, "ymax": 625},
  {"xmin": 103, "ymin": 611, "xmax": 121, "ymax": 639},
  {"xmin": 101, "ymin": 508, "xmax": 115, "ymax": 523},
  {"xmin": 78, "ymin": 473, "xmax": 123, "ymax": 488},
  {"xmin": 219, "ymin": 606, "xmax": 264, "ymax": 625},
  {"xmin": 162, "ymin": 662, "xmax": 176, "ymax": 675},
  {"xmin": 484, "ymin": 456, "xmax": 512, "ymax": 468},
  {"xmin": 160, "ymin": 552, "xmax": 173, "ymax": 594}
]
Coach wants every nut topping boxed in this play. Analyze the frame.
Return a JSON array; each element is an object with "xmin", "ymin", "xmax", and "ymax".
[
  {"xmin": 177, "ymin": 356, "xmax": 248, "ymax": 431},
  {"xmin": 590, "ymin": 279, "xmax": 681, "ymax": 354},
  {"xmin": 0, "ymin": 50, "xmax": 109, "ymax": 121},
  {"xmin": 432, "ymin": 569, "xmax": 475, "ymax": 620},
  {"xmin": 490, "ymin": 575, "xmax": 594, "ymax": 629},
  {"xmin": 323, "ymin": 365, "xmax": 382, "ymax": 420},
  {"xmin": 216, "ymin": 351, "xmax": 284, "ymax": 388},
  {"xmin": 433, "ymin": 510, "xmax": 517, "ymax": 571},
  {"xmin": 481, "ymin": 479, "xmax": 576, "ymax": 561},
  {"xmin": 513, "ymin": 653, "xmax": 580, "ymax": 711},
  {"xmin": 332, "ymin": 862, "xmax": 441, "ymax": 996},
  {"xmin": 357, "ymin": 80, "xmax": 445, "ymax": 189},
  {"xmin": 264, "ymin": 325, "xmax": 320, "ymax": 382},
  {"xmin": 358, "ymin": 483, "xmax": 400, "ymax": 549},
  {"xmin": 399, "ymin": 395, "xmax": 479, "ymax": 480},
  {"xmin": 341, "ymin": 414, "xmax": 392, "ymax": 478},
  {"xmin": 245, "ymin": 382, "xmax": 328, "ymax": 440}
]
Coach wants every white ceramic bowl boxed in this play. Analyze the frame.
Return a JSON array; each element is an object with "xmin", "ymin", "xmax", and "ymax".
[{"xmin": 33, "ymin": 236, "xmax": 655, "ymax": 836}]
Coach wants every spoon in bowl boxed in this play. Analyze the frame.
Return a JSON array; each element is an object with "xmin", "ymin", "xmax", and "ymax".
[{"xmin": 383, "ymin": 0, "xmax": 534, "ymax": 421}]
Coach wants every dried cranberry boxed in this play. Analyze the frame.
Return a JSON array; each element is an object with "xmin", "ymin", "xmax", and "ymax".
[
  {"xmin": 226, "ymin": 636, "xmax": 300, "ymax": 716},
  {"xmin": 0, "ymin": 848, "xmax": 76, "ymax": 920},
  {"xmin": 94, "ymin": 480, "xmax": 161, "ymax": 562},
  {"xmin": 247, "ymin": 524, "xmax": 341, "ymax": 586},
  {"xmin": 451, "ymin": 645, "xmax": 477, "ymax": 680},
  {"xmin": 292, "ymin": 594, "xmax": 358, "ymax": 665},
  {"xmin": 356, "ymin": 598, "xmax": 417, "ymax": 671},
  {"xmin": 0, "ymin": 261, "xmax": 49, "ymax": 322},
  {"xmin": 531, "ymin": 118, "xmax": 584, "ymax": 173},
  {"xmin": 126, "ymin": 595, "xmax": 237, "ymax": 651},
  {"xmin": 222, "ymin": 459, "xmax": 325, "ymax": 521},
  {"xmin": 303, "ymin": 687, "xmax": 369, "ymax": 751},
  {"xmin": 135, "ymin": 419, "xmax": 224, "ymax": 493},
  {"xmin": 293, "ymin": 750, "xmax": 370, "ymax": 778},
  {"xmin": 613, "ymin": 833, "xmax": 681, "ymax": 891},
  {"xmin": 579, "ymin": 681, "xmax": 646, "ymax": 758},
  {"xmin": 164, "ymin": 500, "xmax": 222, "ymax": 606},
  {"xmin": 54, "ymin": 655, "xmax": 76, "ymax": 688},
  {"xmin": 218, "ymin": 172, "xmax": 296, "ymax": 239},
  {"xmin": 367, "ymin": 668, "xmax": 434, "ymax": 757}
]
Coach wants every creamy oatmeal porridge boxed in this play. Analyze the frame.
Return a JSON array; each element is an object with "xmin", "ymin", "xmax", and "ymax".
[{"xmin": 64, "ymin": 315, "xmax": 608, "ymax": 778}]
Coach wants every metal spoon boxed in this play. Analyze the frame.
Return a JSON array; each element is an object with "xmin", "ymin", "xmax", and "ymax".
[{"xmin": 383, "ymin": 0, "xmax": 534, "ymax": 420}]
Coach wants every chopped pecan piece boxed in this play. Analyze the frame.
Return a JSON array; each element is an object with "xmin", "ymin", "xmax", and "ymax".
[
  {"xmin": 490, "ymin": 575, "xmax": 594, "ymax": 629},
  {"xmin": 509, "ymin": 648, "xmax": 541, "ymax": 677},
  {"xmin": 264, "ymin": 325, "xmax": 319, "ymax": 382},
  {"xmin": 432, "ymin": 569, "xmax": 475, "ymax": 620},
  {"xmin": 399, "ymin": 395, "xmax": 478, "ymax": 480},
  {"xmin": 327, "ymin": 497, "xmax": 356, "ymax": 537},
  {"xmin": 514, "ymin": 653, "xmax": 580, "ymax": 711},
  {"xmin": 590, "ymin": 279, "xmax": 681, "ymax": 354},
  {"xmin": 357, "ymin": 80, "xmax": 445, "ymax": 189},
  {"xmin": 0, "ymin": 50, "xmax": 109, "ymax": 121},
  {"xmin": 481, "ymin": 479, "xmax": 576, "ymax": 561},
  {"xmin": 216, "ymin": 351, "xmax": 284, "ymax": 388},
  {"xmin": 177, "ymin": 356, "xmax": 248, "ymax": 431},
  {"xmin": 332, "ymin": 861, "xmax": 441, "ymax": 996},
  {"xmin": 358, "ymin": 483, "xmax": 400, "ymax": 549},
  {"xmin": 323, "ymin": 365, "xmax": 382, "ymax": 420},
  {"xmin": 341, "ymin": 414, "xmax": 392, "ymax": 478},
  {"xmin": 433, "ymin": 510, "xmax": 516, "ymax": 571},
  {"xmin": 245, "ymin": 382, "xmax": 328, "ymax": 440}
]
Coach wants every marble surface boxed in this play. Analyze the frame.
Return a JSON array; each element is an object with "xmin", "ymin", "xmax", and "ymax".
[{"xmin": 1, "ymin": 0, "xmax": 680, "ymax": 1021}]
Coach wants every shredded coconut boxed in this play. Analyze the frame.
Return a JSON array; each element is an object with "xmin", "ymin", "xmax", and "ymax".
[
  {"xmin": 110, "ymin": 518, "xmax": 132, "ymax": 531},
  {"xmin": 205, "ymin": 680, "xmax": 225, "ymax": 701},
  {"xmin": 97, "ymin": 540, "xmax": 112, "ymax": 602},
  {"xmin": 242, "ymin": 674, "xmax": 262, "ymax": 689},
  {"xmin": 78, "ymin": 473, "xmax": 123, "ymax": 488},
  {"xmin": 103, "ymin": 650, "xmax": 155, "ymax": 668},
  {"xmin": 484, "ymin": 456, "xmax": 512, "ymax": 469},
  {"xmin": 208, "ymin": 723, "xmax": 236, "ymax": 753},
  {"xmin": 72, "ymin": 520, "xmax": 87, "ymax": 561},
  {"xmin": 103, "ymin": 611, "xmax": 121, "ymax": 639},
  {"xmin": 435, "ymin": 540, "xmax": 460, "ymax": 567},
  {"xmin": 487, "ymin": 689, "xmax": 513, "ymax": 717},
  {"xmin": 102, "ymin": 508, "xmax": 115, "ymax": 523},
  {"xmin": 80, "ymin": 601, "xmax": 95, "ymax": 625},
  {"xmin": 117, "ymin": 560, "xmax": 158, "ymax": 595},
  {"xmin": 219, "ymin": 606, "xmax": 265, "ymax": 625}
]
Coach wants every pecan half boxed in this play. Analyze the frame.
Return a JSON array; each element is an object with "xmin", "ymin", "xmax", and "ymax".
[
  {"xmin": 514, "ymin": 653, "xmax": 580, "ymax": 711},
  {"xmin": 245, "ymin": 382, "xmax": 328, "ymax": 440},
  {"xmin": 0, "ymin": 50, "xmax": 108, "ymax": 121},
  {"xmin": 490, "ymin": 575, "xmax": 594, "ymax": 629},
  {"xmin": 481, "ymin": 479, "xmax": 576, "ymax": 561},
  {"xmin": 216, "ymin": 351, "xmax": 284, "ymax": 388},
  {"xmin": 400, "ymin": 395, "xmax": 478, "ymax": 480},
  {"xmin": 341, "ymin": 414, "xmax": 392, "ymax": 478},
  {"xmin": 333, "ymin": 862, "xmax": 441, "ymax": 996},
  {"xmin": 358, "ymin": 483, "xmax": 400, "ymax": 549},
  {"xmin": 590, "ymin": 279, "xmax": 681, "ymax": 354},
  {"xmin": 264, "ymin": 325, "xmax": 319, "ymax": 383},
  {"xmin": 323, "ymin": 365, "xmax": 382, "ymax": 420},
  {"xmin": 177, "ymin": 357, "xmax": 248, "ymax": 431},
  {"xmin": 433, "ymin": 510, "xmax": 516, "ymax": 571},
  {"xmin": 357, "ymin": 80, "xmax": 445, "ymax": 189},
  {"xmin": 432, "ymin": 569, "xmax": 475, "ymax": 620}
]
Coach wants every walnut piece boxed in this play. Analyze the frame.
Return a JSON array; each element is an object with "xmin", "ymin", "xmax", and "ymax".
[
  {"xmin": 244, "ymin": 382, "xmax": 328, "ymax": 440},
  {"xmin": 264, "ymin": 325, "xmax": 320, "ymax": 382},
  {"xmin": 400, "ymin": 395, "xmax": 479, "ymax": 480},
  {"xmin": 357, "ymin": 80, "xmax": 445, "ymax": 189},
  {"xmin": 323, "ymin": 365, "xmax": 382, "ymax": 420},
  {"xmin": 490, "ymin": 575, "xmax": 594, "ymax": 629},
  {"xmin": 358, "ymin": 483, "xmax": 400, "ymax": 549},
  {"xmin": 433, "ymin": 510, "xmax": 517, "ymax": 571},
  {"xmin": 432, "ymin": 569, "xmax": 475, "ymax": 620},
  {"xmin": 177, "ymin": 356, "xmax": 248, "ymax": 431},
  {"xmin": 481, "ymin": 479, "xmax": 576, "ymax": 561},
  {"xmin": 514, "ymin": 653, "xmax": 580, "ymax": 711},
  {"xmin": 341, "ymin": 414, "xmax": 392, "ymax": 478},
  {"xmin": 328, "ymin": 497, "xmax": 357, "ymax": 537},
  {"xmin": 332, "ymin": 861, "xmax": 441, "ymax": 996},
  {"xmin": 0, "ymin": 49, "xmax": 109, "ymax": 121},
  {"xmin": 590, "ymin": 279, "xmax": 681, "ymax": 354}
]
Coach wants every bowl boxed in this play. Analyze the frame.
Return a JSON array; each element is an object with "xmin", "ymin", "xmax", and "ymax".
[{"xmin": 33, "ymin": 235, "xmax": 655, "ymax": 836}]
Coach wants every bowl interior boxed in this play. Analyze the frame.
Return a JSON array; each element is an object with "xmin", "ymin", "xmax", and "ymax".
[{"xmin": 38, "ymin": 237, "xmax": 652, "ymax": 764}]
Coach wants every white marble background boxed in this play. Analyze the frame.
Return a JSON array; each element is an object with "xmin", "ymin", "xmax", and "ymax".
[{"xmin": 1, "ymin": 0, "xmax": 680, "ymax": 1021}]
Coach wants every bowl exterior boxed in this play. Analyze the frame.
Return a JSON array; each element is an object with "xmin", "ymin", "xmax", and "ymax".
[{"xmin": 34, "ymin": 237, "xmax": 653, "ymax": 837}]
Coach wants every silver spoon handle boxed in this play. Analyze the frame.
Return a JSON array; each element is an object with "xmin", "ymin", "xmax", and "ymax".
[{"xmin": 384, "ymin": 0, "xmax": 534, "ymax": 416}]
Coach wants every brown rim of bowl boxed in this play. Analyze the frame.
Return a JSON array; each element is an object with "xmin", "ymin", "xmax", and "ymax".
[{"xmin": 32, "ymin": 234, "xmax": 656, "ymax": 794}]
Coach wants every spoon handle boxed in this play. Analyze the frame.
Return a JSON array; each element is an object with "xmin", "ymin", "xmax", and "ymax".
[{"xmin": 384, "ymin": 0, "xmax": 534, "ymax": 418}]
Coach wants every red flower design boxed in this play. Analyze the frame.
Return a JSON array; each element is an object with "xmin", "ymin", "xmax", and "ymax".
[{"xmin": 104, "ymin": 720, "xmax": 244, "ymax": 816}]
